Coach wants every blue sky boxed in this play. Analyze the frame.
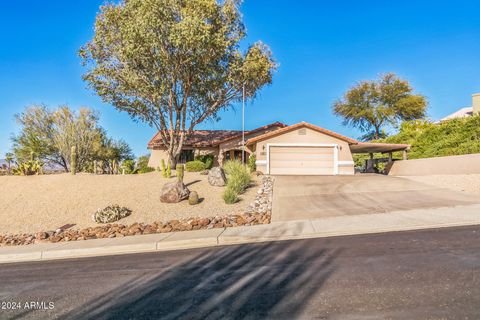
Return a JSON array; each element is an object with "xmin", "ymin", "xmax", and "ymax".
[{"xmin": 1, "ymin": 1, "xmax": 479, "ymax": 157}]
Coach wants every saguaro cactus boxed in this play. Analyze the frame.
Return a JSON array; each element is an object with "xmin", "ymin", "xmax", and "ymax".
[
  {"xmin": 71, "ymin": 146, "xmax": 77, "ymax": 175},
  {"xmin": 176, "ymin": 164, "xmax": 184, "ymax": 183},
  {"xmin": 166, "ymin": 162, "xmax": 171, "ymax": 178},
  {"xmin": 161, "ymin": 159, "xmax": 167, "ymax": 178}
]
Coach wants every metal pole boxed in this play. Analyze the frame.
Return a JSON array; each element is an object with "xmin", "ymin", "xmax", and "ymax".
[{"xmin": 242, "ymin": 84, "xmax": 245, "ymax": 164}]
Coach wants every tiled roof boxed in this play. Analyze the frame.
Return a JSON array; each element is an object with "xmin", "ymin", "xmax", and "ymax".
[
  {"xmin": 246, "ymin": 121, "xmax": 359, "ymax": 145},
  {"xmin": 148, "ymin": 122, "xmax": 286, "ymax": 149}
]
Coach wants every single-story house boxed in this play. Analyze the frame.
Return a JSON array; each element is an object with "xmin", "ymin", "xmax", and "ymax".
[{"xmin": 148, "ymin": 121, "xmax": 409, "ymax": 175}]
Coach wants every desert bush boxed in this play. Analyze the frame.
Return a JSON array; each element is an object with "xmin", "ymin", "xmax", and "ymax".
[
  {"xmin": 354, "ymin": 115, "xmax": 480, "ymax": 169},
  {"xmin": 223, "ymin": 186, "xmax": 239, "ymax": 204},
  {"xmin": 222, "ymin": 159, "xmax": 243, "ymax": 176},
  {"xmin": 121, "ymin": 159, "xmax": 135, "ymax": 174},
  {"xmin": 222, "ymin": 160, "xmax": 252, "ymax": 204},
  {"xmin": 195, "ymin": 155, "xmax": 214, "ymax": 169},
  {"xmin": 228, "ymin": 169, "xmax": 251, "ymax": 194},
  {"xmin": 12, "ymin": 160, "xmax": 43, "ymax": 176},
  {"xmin": 247, "ymin": 154, "xmax": 256, "ymax": 173},
  {"xmin": 92, "ymin": 205, "xmax": 132, "ymax": 223},
  {"xmin": 137, "ymin": 166, "xmax": 155, "ymax": 174},
  {"xmin": 135, "ymin": 154, "xmax": 155, "ymax": 174},
  {"xmin": 185, "ymin": 160, "xmax": 207, "ymax": 172}
]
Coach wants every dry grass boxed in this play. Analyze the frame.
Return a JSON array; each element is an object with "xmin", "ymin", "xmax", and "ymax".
[
  {"xmin": 401, "ymin": 174, "xmax": 480, "ymax": 195},
  {"xmin": 0, "ymin": 172, "xmax": 257, "ymax": 234}
]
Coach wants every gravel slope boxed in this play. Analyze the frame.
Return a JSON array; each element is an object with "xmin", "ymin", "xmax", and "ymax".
[{"xmin": 0, "ymin": 172, "xmax": 257, "ymax": 234}]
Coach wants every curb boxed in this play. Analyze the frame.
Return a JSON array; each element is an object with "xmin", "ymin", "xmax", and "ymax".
[{"xmin": 2, "ymin": 205, "xmax": 480, "ymax": 264}]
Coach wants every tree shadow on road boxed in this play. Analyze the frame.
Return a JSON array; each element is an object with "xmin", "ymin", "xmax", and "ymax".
[{"xmin": 64, "ymin": 240, "xmax": 340, "ymax": 320}]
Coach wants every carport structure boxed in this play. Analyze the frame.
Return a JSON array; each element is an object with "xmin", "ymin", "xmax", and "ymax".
[{"xmin": 350, "ymin": 142, "xmax": 410, "ymax": 173}]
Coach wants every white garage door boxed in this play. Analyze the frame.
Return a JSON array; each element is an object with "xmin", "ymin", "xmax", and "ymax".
[{"xmin": 269, "ymin": 146, "xmax": 335, "ymax": 175}]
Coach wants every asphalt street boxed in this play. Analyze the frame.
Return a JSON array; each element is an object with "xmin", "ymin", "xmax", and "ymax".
[{"xmin": 1, "ymin": 225, "xmax": 480, "ymax": 319}]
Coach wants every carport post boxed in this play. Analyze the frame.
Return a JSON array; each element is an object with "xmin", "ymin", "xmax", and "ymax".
[
  {"xmin": 369, "ymin": 153, "xmax": 374, "ymax": 160},
  {"xmin": 403, "ymin": 150, "xmax": 408, "ymax": 160},
  {"xmin": 388, "ymin": 152, "xmax": 393, "ymax": 163}
]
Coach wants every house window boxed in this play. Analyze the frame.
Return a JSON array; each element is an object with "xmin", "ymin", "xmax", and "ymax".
[
  {"xmin": 224, "ymin": 150, "xmax": 249, "ymax": 163},
  {"xmin": 179, "ymin": 149, "xmax": 194, "ymax": 163}
]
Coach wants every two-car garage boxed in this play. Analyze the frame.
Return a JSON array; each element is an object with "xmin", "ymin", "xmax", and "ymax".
[
  {"xmin": 268, "ymin": 145, "xmax": 337, "ymax": 175},
  {"xmin": 248, "ymin": 122, "xmax": 358, "ymax": 176},
  {"xmin": 248, "ymin": 122, "xmax": 411, "ymax": 176}
]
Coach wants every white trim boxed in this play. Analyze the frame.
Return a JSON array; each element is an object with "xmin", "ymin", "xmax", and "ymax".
[
  {"xmin": 333, "ymin": 145, "xmax": 339, "ymax": 175},
  {"xmin": 266, "ymin": 143, "xmax": 339, "ymax": 175},
  {"xmin": 337, "ymin": 160, "xmax": 354, "ymax": 166}
]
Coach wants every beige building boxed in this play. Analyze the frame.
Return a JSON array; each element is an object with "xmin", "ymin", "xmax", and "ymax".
[
  {"xmin": 148, "ymin": 121, "xmax": 409, "ymax": 175},
  {"xmin": 440, "ymin": 93, "xmax": 480, "ymax": 121}
]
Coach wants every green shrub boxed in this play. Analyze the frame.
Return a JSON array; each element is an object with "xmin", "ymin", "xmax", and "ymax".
[
  {"xmin": 121, "ymin": 159, "xmax": 135, "ymax": 174},
  {"xmin": 222, "ymin": 159, "xmax": 243, "ymax": 176},
  {"xmin": 12, "ymin": 160, "xmax": 43, "ymax": 176},
  {"xmin": 223, "ymin": 186, "xmax": 239, "ymax": 204},
  {"xmin": 135, "ymin": 154, "xmax": 155, "ymax": 174},
  {"xmin": 222, "ymin": 160, "xmax": 252, "ymax": 204},
  {"xmin": 185, "ymin": 160, "xmax": 207, "ymax": 172},
  {"xmin": 229, "ymin": 169, "xmax": 252, "ymax": 194},
  {"xmin": 247, "ymin": 154, "xmax": 256, "ymax": 173},
  {"xmin": 195, "ymin": 155, "xmax": 214, "ymax": 169},
  {"xmin": 137, "ymin": 166, "xmax": 155, "ymax": 174}
]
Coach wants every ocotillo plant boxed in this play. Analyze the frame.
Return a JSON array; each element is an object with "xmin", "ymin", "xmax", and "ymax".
[
  {"xmin": 176, "ymin": 164, "xmax": 184, "ymax": 183},
  {"xmin": 71, "ymin": 146, "xmax": 77, "ymax": 175},
  {"xmin": 160, "ymin": 159, "xmax": 167, "ymax": 178}
]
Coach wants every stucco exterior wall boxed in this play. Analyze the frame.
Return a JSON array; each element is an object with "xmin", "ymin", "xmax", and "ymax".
[
  {"xmin": 148, "ymin": 149, "xmax": 170, "ymax": 169},
  {"xmin": 148, "ymin": 147, "xmax": 220, "ymax": 168},
  {"xmin": 253, "ymin": 127, "xmax": 354, "ymax": 175},
  {"xmin": 389, "ymin": 153, "xmax": 480, "ymax": 176}
]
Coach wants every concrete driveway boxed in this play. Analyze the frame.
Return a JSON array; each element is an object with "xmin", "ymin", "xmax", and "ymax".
[{"xmin": 272, "ymin": 174, "xmax": 480, "ymax": 222}]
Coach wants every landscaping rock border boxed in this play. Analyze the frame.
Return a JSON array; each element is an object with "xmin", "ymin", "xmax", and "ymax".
[
  {"xmin": 0, "ymin": 176, "xmax": 275, "ymax": 247},
  {"xmin": 245, "ymin": 176, "xmax": 274, "ymax": 216}
]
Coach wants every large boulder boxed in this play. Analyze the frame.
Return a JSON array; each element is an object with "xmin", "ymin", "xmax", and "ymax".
[
  {"xmin": 160, "ymin": 181, "xmax": 190, "ymax": 203},
  {"xmin": 208, "ymin": 167, "xmax": 227, "ymax": 186}
]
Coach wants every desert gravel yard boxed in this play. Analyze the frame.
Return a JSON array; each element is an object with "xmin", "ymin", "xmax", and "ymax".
[
  {"xmin": 401, "ymin": 174, "xmax": 480, "ymax": 195},
  {"xmin": 0, "ymin": 172, "xmax": 257, "ymax": 235}
]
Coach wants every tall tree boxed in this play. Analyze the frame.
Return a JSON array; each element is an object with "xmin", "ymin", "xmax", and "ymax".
[
  {"xmin": 333, "ymin": 73, "xmax": 427, "ymax": 140},
  {"xmin": 12, "ymin": 105, "xmax": 132, "ymax": 173},
  {"xmin": 12, "ymin": 105, "xmax": 64, "ymax": 168},
  {"xmin": 79, "ymin": 0, "xmax": 277, "ymax": 165}
]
